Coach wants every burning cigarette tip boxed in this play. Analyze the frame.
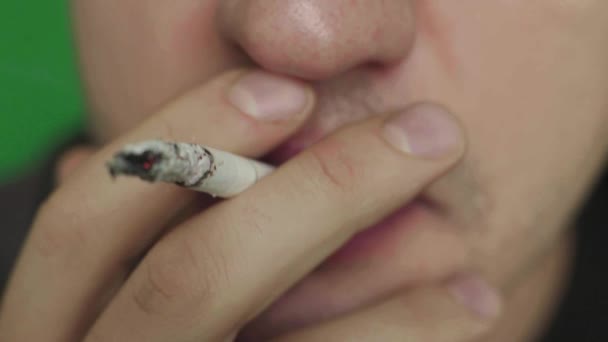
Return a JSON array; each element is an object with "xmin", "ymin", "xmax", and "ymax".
[
  {"xmin": 106, "ymin": 139, "xmax": 274, "ymax": 198},
  {"xmin": 106, "ymin": 150, "xmax": 163, "ymax": 182}
]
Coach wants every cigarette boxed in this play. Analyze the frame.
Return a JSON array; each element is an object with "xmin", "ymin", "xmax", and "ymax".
[{"xmin": 106, "ymin": 140, "xmax": 275, "ymax": 197}]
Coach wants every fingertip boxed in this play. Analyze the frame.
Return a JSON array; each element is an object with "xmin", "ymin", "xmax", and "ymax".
[
  {"xmin": 228, "ymin": 70, "xmax": 316, "ymax": 124},
  {"xmin": 446, "ymin": 273, "xmax": 503, "ymax": 322},
  {"xmin": 382, "ymin": 102, "xmax": 466, "ymax": 159}
]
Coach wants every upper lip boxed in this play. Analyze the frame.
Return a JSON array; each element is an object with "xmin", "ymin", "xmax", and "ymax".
[
  {"xmin": 261, "ymin": 123, "xmax": 325, "ymax": 166},
  {"xmin": 262, "ymin": 141, "xmax": 307, "ymax": 166}
]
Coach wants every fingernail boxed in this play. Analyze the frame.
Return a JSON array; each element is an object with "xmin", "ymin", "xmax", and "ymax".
[
  {"xmin": 447, "ymin": 274, "xmax": 502, "ymax": 320},
  {"xmin": 229, "ymin": 71, "xmax": 311, "ymax": 122},
  {"xmin": 382, "ymin": 103, "xmax": 463, "ymax": 157}
]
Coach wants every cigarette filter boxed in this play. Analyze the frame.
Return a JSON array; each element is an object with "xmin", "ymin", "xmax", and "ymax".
[{"xmin": 106, "ymin": 140, "xmax": 275, "ymax": 197}]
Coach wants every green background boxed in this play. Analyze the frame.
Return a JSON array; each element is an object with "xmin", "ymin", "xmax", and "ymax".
[{"xmin": 0, "ymin": 0, "xmax": 83, "ymax": 183}]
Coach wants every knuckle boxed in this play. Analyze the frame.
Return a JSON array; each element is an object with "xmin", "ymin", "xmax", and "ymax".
[
  {"xmin": 131, "ymin": 235, "xmax": 228, "ymax": 318},
  {"xmin": 239, "ymin": 204, "xmax": 273, "ymax": 241},
  {"xmin": 133, "ymin": 240, "xmax": 203, "ymax": 316},
  {"xmin": 30, "ymin": 194, "xmax": 90, "ymax": 260},
  {"xmin": 305, "ymin": 138, "xmax": 360, "ymax": 194}
]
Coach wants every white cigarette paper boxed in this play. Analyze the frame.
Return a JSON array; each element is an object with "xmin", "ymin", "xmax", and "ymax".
[{"xmin": 106, "ymin": 140, "xmax": 275, "ymax": 197}]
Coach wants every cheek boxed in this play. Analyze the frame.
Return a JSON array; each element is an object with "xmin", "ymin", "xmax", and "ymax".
[
  {"xmin": 460, "ymin": 2, "xmax": 608, "ymax": 279},
  {"xmin": 379, "ymin": 0, "xmax": 608, "ymax": 279},
  {"xmin": 74, "ymin": 0, "xmax": 242, "ymax": 141},
  {"xmin": 458, "ymin": 4, "xmax": 608, "ymax": 260}
]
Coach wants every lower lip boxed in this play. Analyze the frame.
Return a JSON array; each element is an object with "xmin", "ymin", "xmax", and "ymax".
[
  {"xmin": 320, "ymin": 199, "xmax": 429, "ymax": 267},
  {"xmin": 237, "ymin": 199, "xmax": 434, "ymax": 341}
]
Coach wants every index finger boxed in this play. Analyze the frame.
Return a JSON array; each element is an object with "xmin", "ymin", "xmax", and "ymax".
[{"xmin": 0, "ymin": 70, "xmax": 315, "ymax": 341}]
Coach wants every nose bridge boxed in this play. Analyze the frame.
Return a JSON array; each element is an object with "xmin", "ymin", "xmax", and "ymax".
[{"xmin": 220, "ymin": 0, "xmax": 415, "ymax": 80}]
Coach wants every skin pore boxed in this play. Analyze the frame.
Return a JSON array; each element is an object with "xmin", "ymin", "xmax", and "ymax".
[{"xmin": 5, "ymin": 0, "xmax": 607, "ymax": 340}]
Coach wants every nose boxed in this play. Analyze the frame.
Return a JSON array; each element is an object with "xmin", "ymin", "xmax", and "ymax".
[{"xmin": 219, "ymin": 0, "xmax": 416, "ymax": 80}]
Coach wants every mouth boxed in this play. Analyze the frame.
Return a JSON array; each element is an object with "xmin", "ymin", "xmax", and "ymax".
[
  {"xmin": 321, "ymin": 196, "xmax": 433, "ymax": 266},
  {"xmin": 240, "ymin": 133, "xmax": 443, "ymax": 340},
  {"xmin": 238, "ymin": 198, "xmax": 437, "ymax": 341},
  {"xmin": 261, "ymin": 129, "xmax": 440, "ymax": 264}
]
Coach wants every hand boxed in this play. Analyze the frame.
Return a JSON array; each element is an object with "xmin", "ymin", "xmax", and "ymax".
[
  {"xmin": 272, "ymin": 274, "xmax": 501, "ymax": 342},
  {"xmin": 0, "ymin": 70, "xmax": 500, "ymax": 341}
]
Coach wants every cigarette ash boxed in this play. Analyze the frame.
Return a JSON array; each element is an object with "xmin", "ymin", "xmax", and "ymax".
[
  {"xmin": 107, "ymin": 150, "xmax": 163, "ymax": 182},
  {"xmin": 106, "ymin": 140, "xmax": 214, "ymax": 187}
]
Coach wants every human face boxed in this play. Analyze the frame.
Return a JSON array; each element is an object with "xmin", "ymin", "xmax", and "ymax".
[{"xmin": 72, "ymin": 0, "xmax": 608, "ymax": 338}]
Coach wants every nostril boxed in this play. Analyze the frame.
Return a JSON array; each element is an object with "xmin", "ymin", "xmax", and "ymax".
[
  {"xmin": 237, "ymin": 26, "xmax": 411, "ymax": 81},
  {"xmin": 241, "ymin": 42, "xmax": 356, "ymax": 81}
]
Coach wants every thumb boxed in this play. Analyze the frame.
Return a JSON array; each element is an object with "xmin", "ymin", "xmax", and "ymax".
[{"xmin": 273, "ymin": 273, "xmax": 502, "ymax": 342}]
